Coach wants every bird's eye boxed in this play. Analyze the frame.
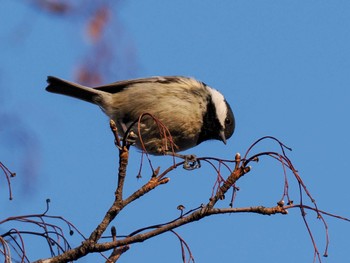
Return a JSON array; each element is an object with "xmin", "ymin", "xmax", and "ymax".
[{"xmin": 225, "ymin": 118, "xmax": 231, "ymax": 125}]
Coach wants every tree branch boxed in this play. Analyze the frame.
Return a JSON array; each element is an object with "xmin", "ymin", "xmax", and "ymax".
[{"xmin": 29, "ymin": 135, "xmax": 350, "ymax": 263}]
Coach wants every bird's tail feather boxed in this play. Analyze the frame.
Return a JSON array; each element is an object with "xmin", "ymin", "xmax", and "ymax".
[{"xmin": 46, "ymin": 76, "xmax": 102, "ymax": 104}]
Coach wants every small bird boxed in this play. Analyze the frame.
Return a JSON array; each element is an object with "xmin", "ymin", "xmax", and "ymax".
[{"xmin": 46, "ymin": 76, "xmax": 235, "ymax": 155}]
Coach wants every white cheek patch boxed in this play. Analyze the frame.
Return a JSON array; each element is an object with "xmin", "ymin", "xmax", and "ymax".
[{"xmin": 207, "ymin": 87, "xmax": 227, "ymax": 128}]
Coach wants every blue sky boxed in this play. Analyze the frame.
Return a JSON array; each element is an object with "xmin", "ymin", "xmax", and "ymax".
[{"xmin": 1, "ymin": 1, "xmax": 350, "ymax": 262}]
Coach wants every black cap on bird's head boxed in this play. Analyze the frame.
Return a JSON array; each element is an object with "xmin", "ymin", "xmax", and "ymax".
[
  {"xmin": 197, "ymin": 86, "xmax": 235, "ymax": 146},
  {"xmin": 219, "ymin": 101, "xmax": 235, "ymax": 144}
]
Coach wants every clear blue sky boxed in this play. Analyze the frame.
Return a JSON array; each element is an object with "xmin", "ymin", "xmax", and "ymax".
[{"xmin": 1, "ymin": 1, "xmax": 350, "ymax": 262}]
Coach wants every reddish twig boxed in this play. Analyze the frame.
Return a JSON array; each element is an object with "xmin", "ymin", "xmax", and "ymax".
[
  {"xmin": 0, "ymin": 199, "xmax": 85, "ymax": 262},
  {"xmin": 0, "ymin": 162, "xmax": 16, "ymax": 200},
  {"xmin": 170, "ymin": 230, "xmax": 195, "ymax": 263}
]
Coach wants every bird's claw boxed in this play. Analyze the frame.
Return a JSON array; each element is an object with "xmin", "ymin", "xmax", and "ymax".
[
  {"xmin": 164, "ymin": 152, "xmax": 201, "ymax": 170},
  {"xmin": 124, "ymin": 130, "xmax": 138, "ymax": 146},
  {"xmin": 183, "ymin": 154, "xmax": 201, "ymax": 170}
]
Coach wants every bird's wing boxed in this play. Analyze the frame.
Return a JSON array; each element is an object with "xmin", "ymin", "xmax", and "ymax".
[{"xmin": 93, "ymin": 76, "xmax": 188, "ymax": 93}]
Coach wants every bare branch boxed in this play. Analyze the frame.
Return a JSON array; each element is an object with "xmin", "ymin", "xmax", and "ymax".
[{"xmin": 3, "ymin": 121, "xmax": 348, "ymax": 263}]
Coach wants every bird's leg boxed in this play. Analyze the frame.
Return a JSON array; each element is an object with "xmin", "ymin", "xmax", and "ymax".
[
  {"xmin": 119, "ymin": 121, "xmax": 138, "ymax": 147},
  {"xmin": 166, "ymin": 152, "xmax": 201, "ymax": 170}
]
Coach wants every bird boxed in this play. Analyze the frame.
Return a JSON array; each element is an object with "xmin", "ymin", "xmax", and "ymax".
[{"xmin": 45, "ymin": 76, "xmax": 235, "ymax": 156}]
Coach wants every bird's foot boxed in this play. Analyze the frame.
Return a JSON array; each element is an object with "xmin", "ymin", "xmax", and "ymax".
[
  {"xmin": 167, "ymin": 153, "xmax": 201, "ymax": 170},
  {"xmin": 123, "ymin": 130, "xmax": 138, "ymax": 146},
  {"xmin": 183, "ymin": 154, "xmax": 201, "ymax": 170}
]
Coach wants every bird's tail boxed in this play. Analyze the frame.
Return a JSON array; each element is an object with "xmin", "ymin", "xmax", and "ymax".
[{"xmin": 46, "ymin": 76, "xmax": 103, "ymax": 104}]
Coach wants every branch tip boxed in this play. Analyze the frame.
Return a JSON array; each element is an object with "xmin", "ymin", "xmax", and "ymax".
[
  {"xmin": 277, "ymin": 200, "xmax": 285, "ymax": 207},
  {"xmin": 243, "ymin": 166, "xmax": 251, "ymax": 174},
  {"xmin": 234, "ymin": 153, "xmax": 241, "ymax": 170},
  {"xmin": 159, "ymin": 177, "xmax": 170, "ymax": 185},
  {"xmin": 152, "ymin": 167, "xmax": 160, "ymax": 178},
  {"xmin": 177, "ymin": 205, "xmax": 185, "ymax": 211},
  {"xmin": 111, "ymin": 226, "xmax": 116, "ymax": 237},
  {"xmin": 235, "ymin": 152, "xmax": 241, "ymax": 161}
]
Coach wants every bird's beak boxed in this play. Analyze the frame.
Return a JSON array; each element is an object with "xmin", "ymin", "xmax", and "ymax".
[{"xmin": 220, "ymin": 130, "xmax": 227, "ymax": 145}]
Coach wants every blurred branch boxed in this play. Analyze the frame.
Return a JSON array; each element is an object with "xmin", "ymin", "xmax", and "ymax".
[
  {"xmin": 29, "ymin": 0, "xmax": 72, "ymax": 15},
  {"xmin": 22, "ymin": 0, "xmax": 138, "ymax": 85}
]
